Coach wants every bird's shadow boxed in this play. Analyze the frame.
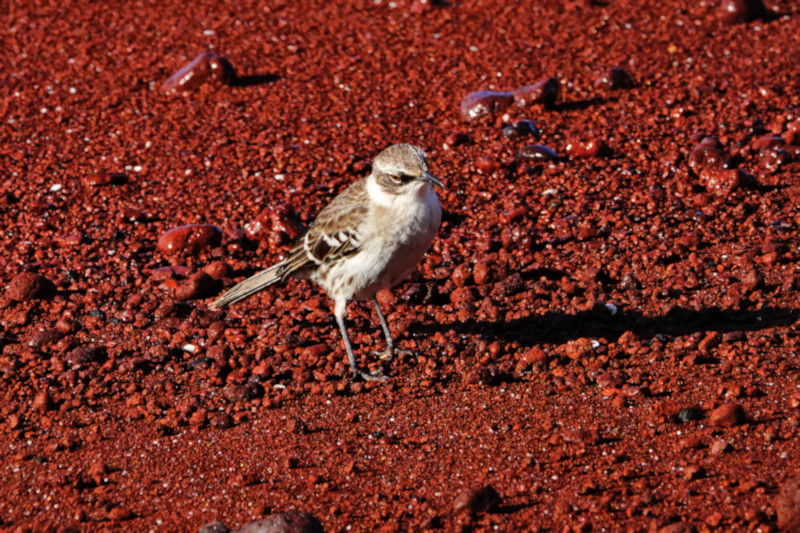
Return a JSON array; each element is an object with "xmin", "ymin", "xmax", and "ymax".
[
  {"xmin": 419, "ymin": 305, "xmax": 798, "ymax": 346},
  {"xmin": 231, "ymin": 73, "xmax": 281, "ymax": 87},
  {"xmin": 551, "ymin": 97, "xmax": 607, "ymax": 112}
]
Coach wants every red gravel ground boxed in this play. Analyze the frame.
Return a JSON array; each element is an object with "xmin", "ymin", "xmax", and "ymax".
[{"xmin": 3, "ymin": 0, "xmax": 800, "ymax": 531}]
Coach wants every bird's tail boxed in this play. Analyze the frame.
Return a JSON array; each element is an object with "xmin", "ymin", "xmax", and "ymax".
[{"xmin": 210, "ymin": 263, "xmax": 284, "ymax": 309}]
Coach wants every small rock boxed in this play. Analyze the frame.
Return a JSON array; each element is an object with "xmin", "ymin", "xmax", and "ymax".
[
  {"xmin": 65, "ymin": 345, "xmax": 105, "ymax": 366},
  {"xmin": 595, "ymin": 66, "xmax": 635, "ymax": 89},
  {"xmin": 244, "ymin": 204, "xmax": 304, "ymax": 246},
  {"xmin": 82, "ymin": 172, "xmax": 128, "ymax": 187},
  {"xmin": 176, "ymin": 271, "xmax": 219, "ymax": 300},
  {"xmin": 203, "ymin": 261, "xmax": 233, "ymax": 280},
  {"xmin": 699, "ymin": 168, "xmax": 755, "ymax": 196},
  {"xmin": 519, "ymin": 347, "xmax": 548, "ymax": 370},
  {"xmin": 27, "ymin": 328, "xmax": 64, "ymax": 349},
  {"xmin": 452, "ymin": 484, "xmax": 501, "ymax": 515},
  {"xmin": 107, "ymin": 507, "xmax": 133, "ymax": 521},
  {"xmin": 513, "ymin": 77, "xmax": 559, "ymax": 107},
  {"xmin": 33, "ymin": 390, "xmax": 54, "ymax": 413},
  {"xmin": 460, "ymin": 90, "xmax": 515, "ymax": 121},
  {"xmin": 501, "ymin": 119, "xmax": 541, "ymax": 139},
  {"xmin": 688, "ymin": 143, "xmax": 731, "ymax": 172},
  {"xmin": 7, "ymin": 272, "xmax": 56, "ymax": 302},
  {"xmin": 561, "ymin": 427, "xmax": 600, "ymax": 445},
  {"xmin": 223, "ymin": 382, "xmax": 264, "ymax": 403},
  {"xmin": 776, "ymin": 476, "xmax": 800, "ymax": 531},
  {"xmin": 162, "ymin": 52, "xmax": 237, "ymax": 94},
  {"xmin": 719, "ymin": 0, "xmax": 769, "ymax": 24},
  {"xmin": 158, "ymin": 224, "xmax": 222, "ymax": 255},
  {"xmin": 474, "ymin": 156, "xmax": 499, "ymax": 174},
  {"xmin": 709, "ymin": 403, "xmax": 745, "ymax": 427},
  {"xmin": 517, "ymin": 144, "xmax": 558, "ymax": 162},
  {"xmin": 210, "ymin": 412, "xmax": 234, "ymax": 429},
  {"xmin": 236, "ymin": 511, "xmax": 325, "ymax": 533},
  {"xmin": 565, "ymin": 139, "xmax": 609, "ymax": 158},
  {"xmin": 55, "ymin": 232, "xmax": 86, "ymax": 246},
  {"xmin": 562, "ymin": 338, "xmax": 594, "ymax": 360}
]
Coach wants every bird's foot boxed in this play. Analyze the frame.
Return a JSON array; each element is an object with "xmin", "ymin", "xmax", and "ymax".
[
  {"xmin": 375, "ymin": 346, "xmax": 415, "ymax": 362},
  {"xmin": 351, "ymin": 368, "xmax": 389, "ymax": 382}
]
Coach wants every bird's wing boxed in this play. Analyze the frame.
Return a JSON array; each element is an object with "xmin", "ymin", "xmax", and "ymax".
[{"xmin": 275, "ymin": 179, "xmax": 369, "ymax": 279}]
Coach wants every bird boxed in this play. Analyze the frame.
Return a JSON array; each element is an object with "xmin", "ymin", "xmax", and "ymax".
[{"xmin": 210, "ymin": 144, "xmax": 443, "ymax": 381}]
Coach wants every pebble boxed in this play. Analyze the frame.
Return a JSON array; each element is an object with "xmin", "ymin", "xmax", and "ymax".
[
  {"xmin": 561, "ymin": 427, "xmax": 600, "ymax": 445},
  {"xmin": 562, "ymin": 338, "xmax": 594, "ymax": 360},
  {"xmin": 452, "ymin": 484, "xmax": 501, "ymax": 515},
  {"xmin": 512, "ymin": 77, "xmax": 559, "ymax": 107},
  {"xmin": 55, "ymin": 232, "xmax": 85, "ymax": 246},
  {"xmin": 236, "ymin": 511, "xmax": 325, "ymax": 533},
  {"xmin": 65, "ymin": 345, "xmax": 105, "ymax": 366},
  {"xmin": 519, "ymin": 347, "xmax": 548, "ymax": 370},
  {"xmin": 475, "ymin": 156, "xmax": 499, "ymax": 174},
  {"xmin": 175, "ymin": 271, "xmax": 219, "ymax": 300},
  {"xmin": 244, "ymin": 205, "xmax": 304, "ymax": 246},
  {"xmin": 27, "ymin": 328, "xmax": 64, "ymax": 349},
  {"xmin": 203, "ymin": 261, "xmax": 233, "ymax": 280},
  {"xmin": 157, "ymin": 224, "xmax": 222, "ymax": 255},
  {"xmin": 223, "ymin": 382, "xmax": 263, "ymax": 403},
  {"xmin": 162, "ymin": 52, "xmax": 237, "ymax": 94},
  {"xmin": 595, "ymin": 66, "xmax": 635, "ymax": 90},
  {"xmin": 81, "ymin": 172, "xmax": 128, "ymax": 187},
  {"xmin": 450, "ymin": 287, "xmax": 476, "ymax": 309},
  {"xmin": 501, "ymin": 119, "xmax": 541, "ymax": 139},
  {"xmin": 776, "ymin": 476, "xmax": 800, "ymax": 531},
  {"xmin": 719, "ymin": 0, "xmax": 769, "ymax": 24},
  {"xmin": 33, "ymin": 390, "xmax": 54, "ymax": 413},
  {"xmin": 565, "ymin": 139, "xmax": 609, "ymax": 158},
  {"xmin": 759, "ymin": 146, "xmax": 792, "ymax": 172},
  {"xmin": 472, "ymin": 260, "xmax": 492, "ymax": 286},
  {"xmin": 698, "ymin": 168, "xmax": 755, "ymax": 196},
  {"xmin": 688, "ymin": 142, "xmax": 731, "ymax": 171},
  {"xmin": 210, "ymin": 412, "xmax": 234, "ymax": 429},
  {"xmin": 517, "ymin": 144, "xmax": 558, "ymax": 162},
  {"xmin": 709, "ymin": 403, "xmax": 745, "ymax": 427},
  {"xmin": 459, "ymin": 90, "xmax": 514, "ymax": 121},
  {"xmin": 7, "ymin": 272, "xmax": 56, "ymax": 302}
]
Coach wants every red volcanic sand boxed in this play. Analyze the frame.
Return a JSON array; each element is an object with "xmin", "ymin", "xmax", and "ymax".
[{"xmin": 3, "ymin": 0, "xmax": 800, "ymax": 531}]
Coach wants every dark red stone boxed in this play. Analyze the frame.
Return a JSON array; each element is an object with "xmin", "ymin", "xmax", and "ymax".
[
  {"xmin": 7, "ymin": 273, "xmax": 56, "ymax": 302},
  {"xmin": 513, "ymin": 77, "xmax": 559, "ymax": 107},
  {"xmin": 460, "ymin": 90, "xmax": 515, "ymax": 121},
  {"xmin": 162, "ymin": 52, "xmax": 237, "ymax": 94}
]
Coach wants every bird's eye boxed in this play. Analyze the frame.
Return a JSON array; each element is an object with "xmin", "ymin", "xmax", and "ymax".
[{"xmin": 392, "ymin": 173, "xmax": 413, "ymax": 184}]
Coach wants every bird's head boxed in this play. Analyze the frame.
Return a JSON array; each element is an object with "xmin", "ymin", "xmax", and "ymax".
[{"xmin": 371, "ymin": 144, "xmax": 444, "ymax": 195}]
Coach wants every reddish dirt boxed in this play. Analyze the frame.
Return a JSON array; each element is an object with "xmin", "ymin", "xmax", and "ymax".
[{"xmin": 3, "ymin": 0, "xmax": 800, "ymax": 531}]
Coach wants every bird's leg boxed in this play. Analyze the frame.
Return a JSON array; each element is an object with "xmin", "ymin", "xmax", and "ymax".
[
  {"xmin": 372, "ymin": 296, "xmax": 415, "ymax": 362},
  {"xmin": 335, "ymin": 300, "xmax": 387, "ymax": 382}
]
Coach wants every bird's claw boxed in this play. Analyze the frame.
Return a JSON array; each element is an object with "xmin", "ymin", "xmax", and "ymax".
[
  {"xmin": 375, "ymin": 346, "xmax": 415, "ymax": 362},
  {"xmin": 352, "ymin": 368, "xmax": 389, "ymax": 382}
]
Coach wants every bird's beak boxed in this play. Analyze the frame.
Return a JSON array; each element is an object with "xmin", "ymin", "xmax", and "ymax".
[{"xmin": 421, "ymin": 172, "xmax": 444, "ymax": 188}]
